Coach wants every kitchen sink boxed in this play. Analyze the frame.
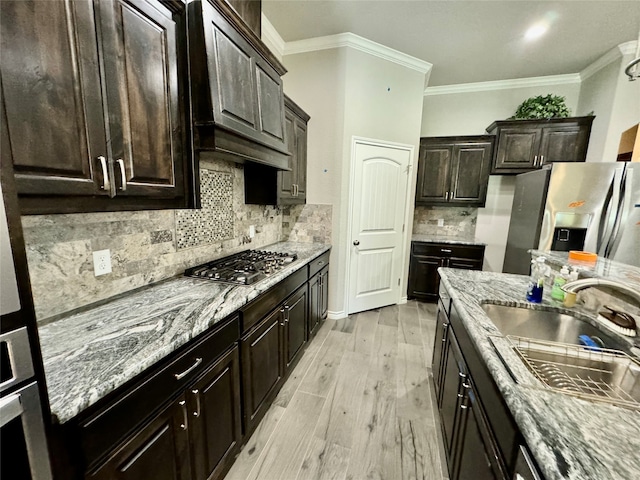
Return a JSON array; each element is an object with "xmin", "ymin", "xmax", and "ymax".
[{"xmin": 481, "ymin": 303, "xmax": 625, "ymax": 350}]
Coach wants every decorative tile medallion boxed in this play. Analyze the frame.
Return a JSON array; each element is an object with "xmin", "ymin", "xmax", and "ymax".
[{"xmin": 175, "ymin": 169, "xmax": 233, "ymax": 250}]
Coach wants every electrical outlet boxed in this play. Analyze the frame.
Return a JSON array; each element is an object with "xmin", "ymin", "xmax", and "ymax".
[
  {"xmin": 249, "ymin": 225, "xmax": 255, "ymax": 238},
  {"xmin": 437, "ymin": 219, "xmax": 444, "ymax": 227},
  {"xmin": 93, "ymin": 249, "xmax": 112, "ymax": 276}
]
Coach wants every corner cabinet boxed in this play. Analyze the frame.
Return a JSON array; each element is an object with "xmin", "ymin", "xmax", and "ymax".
[
  {"xmin": 244, "ymin": 95, "xmax": 310, "ymax": 205},
  {"xmin": 0, "ymin": 0, "xmax": 191, "ymax": 214},
  {"xmin": 408, "ymin": 242, "xmax": 484, "ymax": 302},
  {"xmin": 188, "ymin": 0, "xmax": 290, "ymax": 170},
  {"xmin": 416, "ymin": 136, "xmax": 494, "ymax": 207},
  {"xmin": 486, "ymin": 116, "xmax": 594, "ymax": 174}
]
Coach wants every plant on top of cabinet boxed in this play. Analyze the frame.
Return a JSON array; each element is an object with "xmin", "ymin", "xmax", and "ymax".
[
  {"xmin": 188, "ymin": 0, "xmax": 290, "ymax": 170},
  {"xmin": 416, "ymin": 136, "xmax": 494, "ymax": 207},
  {"xmin": 511, "ymin": 94, "xmax": 571, "ymax": 120},
  {"xmin": 486, "ymin": 116, "xmax": 594, "ymax": 175},
  {"xmin": 0, "ymin": 0, "xmax": 192, "ymax": 214}
]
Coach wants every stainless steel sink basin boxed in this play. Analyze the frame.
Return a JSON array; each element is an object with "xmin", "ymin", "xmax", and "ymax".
[{"xmin": 481, "ymin": 304, "xmax": 624, "ymax": 350}]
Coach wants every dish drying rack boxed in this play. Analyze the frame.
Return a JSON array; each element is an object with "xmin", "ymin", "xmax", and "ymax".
[{"xmin": 506, "ymin": 336, "xmax": 640, "ymax": 411}]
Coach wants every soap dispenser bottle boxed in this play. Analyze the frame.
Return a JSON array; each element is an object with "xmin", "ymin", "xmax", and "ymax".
[
  {"xmin": 551, "ymin": 265, "xmax": 570, "ymax": 301},
  {"xmin": 526, "ymin": 257, "xmax": 548, "ymax": 303}
]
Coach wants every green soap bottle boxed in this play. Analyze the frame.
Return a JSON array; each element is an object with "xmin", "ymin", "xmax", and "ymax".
[{"xmin": 551, "ymin": 265, "xmax": 569, "ymax": 301}]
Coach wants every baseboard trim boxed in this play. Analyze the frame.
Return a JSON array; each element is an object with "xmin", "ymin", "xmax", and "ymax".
[
  {"xmin": 327, "ymin": 310, "xmax": 347, "ymax": 320},
  {"xmin": 399, "ymin": 296, "xmax": 408, "ymax": 304}
]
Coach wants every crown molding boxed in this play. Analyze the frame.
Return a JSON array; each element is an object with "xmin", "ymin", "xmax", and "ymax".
[
  {"xmin": 261, "ymin": 13, "xmax": 285, "ymax": 60},
  {"xmin": 424, "ymin": 74, "xmax": 581, "ymax": 96},
  {"xmin": 619, "ymin": 40, "xmax": 638, "ymax": 56},
  {"xmin": 283, "ymin": 32, "xmax": 433, "ymax": 74}
]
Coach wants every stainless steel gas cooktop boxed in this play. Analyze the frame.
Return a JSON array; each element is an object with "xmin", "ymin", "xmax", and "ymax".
[{"xmin": 185, "ymin": 250, "xmax": 298, "ymax": 285}]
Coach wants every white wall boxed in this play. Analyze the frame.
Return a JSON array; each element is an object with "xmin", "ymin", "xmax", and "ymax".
[
  {"xmin": 283, "ymin": 47, "xmax": 425, "ymax": 317},
  {"xmin": 421, "ymin": 82, "xmax": 581, "ymax": 272}
]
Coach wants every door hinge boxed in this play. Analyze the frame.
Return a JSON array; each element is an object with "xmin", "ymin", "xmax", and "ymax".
[
  {"xmin": 398, "ymin": 278, "xmax": 401, "ymax": 286},
  {"xmin": 402, "ymin": 224, "xmax": 405, "ymax": 232}
]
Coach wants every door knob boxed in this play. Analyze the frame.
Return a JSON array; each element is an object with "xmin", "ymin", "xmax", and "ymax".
[{"xmin": 353, "ymin": 240, "xmax": 360, "ymax": 246}]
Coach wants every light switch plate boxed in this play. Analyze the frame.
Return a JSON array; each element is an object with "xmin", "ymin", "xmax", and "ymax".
[
  {"xmin": 93, "ymin": 249, "xmax": 112, "ymax": 276},
  {"xmin": 249, "ymin": 225, "xmax": 255, "ymax": 238},
  {"xmin": 438, "ymin": 219, "xmax": 444, "ymax": 227}
]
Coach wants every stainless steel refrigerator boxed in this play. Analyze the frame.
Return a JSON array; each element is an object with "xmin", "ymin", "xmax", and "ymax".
[{"xmin": 503, "ymin": 162, "xmax": 640, "ymax": 274}]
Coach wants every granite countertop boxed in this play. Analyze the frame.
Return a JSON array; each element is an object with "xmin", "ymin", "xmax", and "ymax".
[
  {"xmin": 38, "ymin": 242, "xmax": 330, "ymax": 424},
  {"xmin": 530, "ymin": 249, "xmax": 640, "ymax": 291},
  {"xmin": 411, "ymin": 233, "xmax": 486, "ymax": 246},
  {"xmin": 438, "ymin": 268, "xmax": 640, "ymax": 480}
]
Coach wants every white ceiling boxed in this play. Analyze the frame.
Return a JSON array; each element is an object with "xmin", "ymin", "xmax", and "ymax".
[{"xmin": 262, "ymin": 0, "xmax": 640, "ymax": 86}]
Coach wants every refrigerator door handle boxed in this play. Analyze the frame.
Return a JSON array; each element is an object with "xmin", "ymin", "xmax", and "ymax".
[
  {"xmin": 604, "ymin": 168, "xmax": 628, "ymax": 258},
  {"xmin": 596, "ymin": 177, "xmax": 615, "ymax": 254}
]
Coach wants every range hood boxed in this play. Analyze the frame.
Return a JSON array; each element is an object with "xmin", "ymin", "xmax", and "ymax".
[{"xmin": 188, "ymin": 0, "xmax": 291, "ymax": 170}]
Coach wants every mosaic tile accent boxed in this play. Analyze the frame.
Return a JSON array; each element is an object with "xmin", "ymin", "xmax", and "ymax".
[
  {"xmin": 413, "ymin": 206, "xmax": 477, "ymax": 237},
  {"xmin": 175, "ymin": 169, "xmax": 233, "ymax": 250}
]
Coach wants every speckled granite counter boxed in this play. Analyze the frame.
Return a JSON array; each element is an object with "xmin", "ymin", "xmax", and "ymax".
[
  {"xmin": 439, "ymin": 268, "xmax": 640, "ymax": 480},
  {"xmin": 38, "ymin": 242, "xmax": 330, "ymax": 424},
  {"xmin": 411, "ymin": 234, "xmax": 486, "ymax": 246},
  {"xmin": 530, "ymin": 249, "xmax": 640, "ymax": 291}
]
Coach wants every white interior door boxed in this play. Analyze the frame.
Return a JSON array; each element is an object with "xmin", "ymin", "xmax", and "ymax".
[{"xmin": 348, "ymin": 139, "xmax": 412, "ymax": 315}]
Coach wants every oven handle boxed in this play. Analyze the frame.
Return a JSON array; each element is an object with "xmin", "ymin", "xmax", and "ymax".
[{"xmin": 0, "ymin": 391, "xmax": 24, "ymax": 427}]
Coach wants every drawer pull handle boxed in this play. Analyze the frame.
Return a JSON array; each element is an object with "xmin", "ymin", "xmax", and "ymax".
[
  {"xmin": 97, "ymin": 156, "xmax": 110, "ymax": 191},
  {"xmin": 441, "ymin": 249, "xmax": 452, "ymax": 253},
  {"xmin": 317, "ymin": 260, "xmax": 324, "ymax": 266},
  {"xmin": 174, "ymin": 357, "xmax": 203, "ymax": 380},
  {"xmin": 192, "ymin": 389, "xmax": 200, "ymax": 417},
  {"xmin": 116, "ymin": 158, "xmax": 127, "ymax": 191}
]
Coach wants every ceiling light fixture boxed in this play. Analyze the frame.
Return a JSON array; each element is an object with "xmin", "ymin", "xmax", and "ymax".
[{"xmin": 525, "ymin": 22, "xmax": 549, "ymax": 41}]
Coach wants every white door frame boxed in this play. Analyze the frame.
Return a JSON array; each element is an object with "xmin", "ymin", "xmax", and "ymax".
[{"xmin": 344, "ymin": 136, "xmax": 415, "ymax": 316}]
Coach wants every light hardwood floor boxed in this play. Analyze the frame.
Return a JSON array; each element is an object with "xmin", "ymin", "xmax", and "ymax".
[{"xmin": 225, "ymin": 301, "xmax": 449, "ymax": 480}]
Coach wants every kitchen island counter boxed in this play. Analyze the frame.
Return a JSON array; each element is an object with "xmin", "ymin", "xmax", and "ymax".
[
  {"xmin": 439, "ymin": 267, "xmax": 640, "ymax": 480},
  {"xmin": 38, "ymin": 242, "xmax": 330, "ymax": 423}
]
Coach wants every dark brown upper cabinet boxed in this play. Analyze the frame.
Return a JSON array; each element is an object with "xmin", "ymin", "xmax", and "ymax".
[
  {"xmin": 0, "ymin": 0, "xmax": 190, "ymax": 214},
  {"xmin": 415, "ymin": 136, "xmax": 494, "ymax": 207},
  {"xmin": 188, "ymin": 0, "xmax": 290, "ymax": 170},
  {"xmin": 244, "ymin": 95, "xmax": 310, "ymax": 205},
  {"xmin": 486, "ymin": 116, "xmax": 594, "ymax": 175}
]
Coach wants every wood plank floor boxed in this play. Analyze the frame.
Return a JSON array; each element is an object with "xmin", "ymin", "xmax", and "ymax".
[{"xmin": 225, "ymin": 300, "xmax": 449, "ymax": 480}]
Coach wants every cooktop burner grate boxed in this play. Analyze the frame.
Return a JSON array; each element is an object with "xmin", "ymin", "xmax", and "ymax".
[{"xmin": 185, "ymin": 250, "xmax": 298, "ymax": 285}]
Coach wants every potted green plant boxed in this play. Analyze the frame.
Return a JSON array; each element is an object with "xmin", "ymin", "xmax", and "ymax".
[{"xmin": 511, "ymin": 94, "xmax": 571, "ymax": 120}]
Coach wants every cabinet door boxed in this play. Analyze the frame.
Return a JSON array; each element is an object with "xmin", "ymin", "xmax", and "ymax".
[
  {"xmin": 255, "ymin": 62, "xmax": 286, "ymax": 147},
  {"xmin": 450, "ymin": 142, "xmax": 492, "ymax": 205},
  {"xmin": 493, "ymin": 128, "xmax": 541, "ymax": 173},
  {"xmin": 407, "ymin": 254, "xmax": 442, "ymax": 301},
  {"xmin": 432, "ymin": 302, "xmax": 450, "ymax": 405},
  {"xmin": 188, "ymin": 346, "xmax": 242, "ymax": 480},
  {"xmin": 98, "ymin": 0, "xmax": 183, "ymax": 198},
  {"xmin": 308, "ymin": 273, "xmax": 321, "ymax": 338},
  {"xmin": 416, "ymin": 144, "xmax": 452, "ymax": 204},
  {"xmin": 294, "ymin": 118, "xmax": 308, "ymax": 200},
  {"xmin": 89, "ymin": 395, "xmax": 191, "ymax": 480},
  {"xmin": 241, "ymin": 309, "xmax": 284, "ymax": 433},
  {"xmin": 439, "ymin": 330, "xmax": 466, "ymax": 468},
  {"xmin": 455, "ymin": 388, "xmax": 501, "ymax": 480},
  {"xmin": 0, "ymin": 0, "xmax": 108, "ymax": 197},
  {"xmin": 539, "ymin": 125, "xmax": 590, "ymax": 164},
  {"xmin": 320, "ymin": 267, "xmax": 329, "ymax": 319},
  {"xmin": 448, "ymin": 257, "xmax": 483, "ymax": 270},
  {"xmin": 285, "ymin": 286, "xmax": 308, "ymax": 369},
  {"xmin": 279, "ymin": 109, "xmax": 296, "ymax": 201}
]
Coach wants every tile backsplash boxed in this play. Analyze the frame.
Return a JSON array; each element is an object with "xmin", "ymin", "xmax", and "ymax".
[
  {"xmin": 22, "ymin": 158, "xmax": 331, "ymax": 322},
  {"xmin": 413, "ymin": 206, "xmax": 477, "ymax": 237}
]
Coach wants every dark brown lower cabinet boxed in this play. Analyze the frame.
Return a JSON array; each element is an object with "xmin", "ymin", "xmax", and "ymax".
[
  {"xmin": 241, "ymin": 308, "xmax": 285, "ymax": 435},
  {"xmin": 88, "ymin": 345, "xmax": 241, "ymax": 480},
  {"xmin": 308, "ymin": 265, "xmax": 329, "ymax": 338},
  {"xmin": 188, "ymin": 347, "xmax": 242, "ymax": 480},
  {"xmin": 408, "ymin": 242, "xmax": 485, "ymax": 302},
  {"xmin": 320, "ymin": 268, "xmax": 329, "ymax": 320},
  {"xmin": 285, "ymin": 285, "xmax": 308, "ymax": 369},
  {"xmin": 88, "ymin": 394, "xmax": 192, "ymax": 480}
]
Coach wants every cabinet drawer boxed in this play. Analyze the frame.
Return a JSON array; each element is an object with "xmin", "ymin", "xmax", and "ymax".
[
  {"xmin": 309, "ymin": 251, "xmax": 330, "ymax": 278},
  {"xmin": 412, "ymin": 242, "xmax": 484, "ymax": 260},
  {"xmin": 78, "ymin": 316, "xmax": 239, "ymax": 469},
  {"xmin": 241, "ymin": 267, "xmax": 308, "ymax": 332}
]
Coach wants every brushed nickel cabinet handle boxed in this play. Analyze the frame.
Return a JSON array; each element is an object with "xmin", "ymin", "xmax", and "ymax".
[
  {"xmin": 179, "ymin": 400, "xmax": 188, "ymax": 430},
  {"xmin": 540, "ymin": 155, "xmax": 544, "ymax": 165},
  {"xmin": 445, "ymin": 191, "xmax": 449, "ymax": 201},
  {"xmin": 533, "ymin": 155, "xmax": 538, "ymax": 167},
  {"xmin": 97, "ymin": 156, "xmax": 110, "ymax": 191},
  {"xmin": 174, "ymin": 357, "xmax": 203, "ymax": 380},
  {"xmin": 192, "ymin": 389, "xmax": 200, "ymax": 417},
  {"xmin": 441, "ymin": 248, "xmax": 452, "ymax": 253},
  {"xmin": 116, "ymin": 158, "xmax": 127, "ymax": 191}
]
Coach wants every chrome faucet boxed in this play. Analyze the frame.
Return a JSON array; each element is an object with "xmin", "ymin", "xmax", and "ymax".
[{"xmin": 562, "ymin": 278, "xmax": 640, "ymax": 306}]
